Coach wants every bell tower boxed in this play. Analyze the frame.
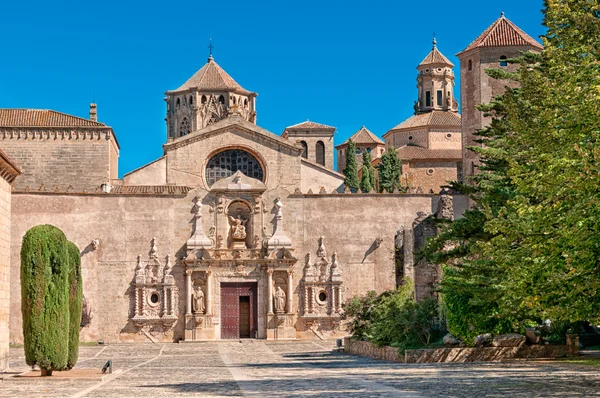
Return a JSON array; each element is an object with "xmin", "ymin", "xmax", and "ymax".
[
  {"xmin": 165, "ymin": 50, "xmax": 257, "ymax": 141},
  {"xmin": 415, "ymin": 38, "xmax": 458, "ymax": 114}
]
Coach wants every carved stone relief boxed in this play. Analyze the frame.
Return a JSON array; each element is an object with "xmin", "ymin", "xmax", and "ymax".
[{"xmin": 131, "ymin": 238, "xmax": 178, "ymax": 335}]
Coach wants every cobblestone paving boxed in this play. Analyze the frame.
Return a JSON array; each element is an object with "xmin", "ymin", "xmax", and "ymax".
[{"xmin": 2, "ymin": 341, "xmax": 600, "ymax": 397}]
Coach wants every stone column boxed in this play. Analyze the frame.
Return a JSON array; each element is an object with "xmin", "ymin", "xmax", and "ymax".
[
  {"xmin": 286, "ymin": 270, "xmax": 293, "ymax": 314},
  {"xmin": 206, "ymin": 269, "xmax": 213, "ymax": 316},
  {"xmin": 267, "ymin": 269, "xmax": 273, "ymax": 314},
  {"xmin": 185, "ymin": 270, "xmax": 192, "ymax": 316}
]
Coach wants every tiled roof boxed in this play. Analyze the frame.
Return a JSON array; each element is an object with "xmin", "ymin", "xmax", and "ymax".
[
  {"xmin": 419, "ymin": 45, "xmax": 454, "ymax": 67},
  {"xmin": 458, "ymin": 14, "xmax": 543, "ymax": 55},
  {"xmin": 338, "ymin": 126, "xmax": 385, "ymax": 147},
  {"xmin": 15, "ymin": 184, "xmax": 193, "ymax": 196},
  {"xmin": 285, "ymin": 120, "xmax": 335, "ymax": 130},
  {"xmin": 388, "ymin": 111, "xmax": 461, "ymax": 131},
  {"xmin": 171, "ymin": 56, "xmax": 254, "ymax": 95},
  {"xmin": 395, "ymin": 145, "xmax": 462, "ymax": 160},
  {"xmin": 0, "ymin": 109, "xmax": 106, "ymax": 127}
]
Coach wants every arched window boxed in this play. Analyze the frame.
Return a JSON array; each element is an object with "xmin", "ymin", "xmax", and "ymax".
[
  {"xmin": 232, "ymin": 96, "xmax": 237, "ymax": 105},
  {"xmin": 179, "ymin": 117, "xmax": 191, "ymax": 136},
  {"xmin": 176, "ymin": 98, "xmax": 181, "ymax": 108},
  {"xmin": 500, "ymin": 55, "xmax": 508, "ymax": 67},
  {"xmin": 189, "ymin": 96, "xmax": 193, "ymax": 105},
  {"xmin": 244, "ymin": 98, "xmax": 248, "ymax": 107},
  {"xmin": 367, "ymin": 147, "xmax": 372, "ymax": 153},
  {"xmin": 468, "ymin": 60, "xmax": 473, "ymax": 71},
  {"xmin": 206, "ymin": 149, "xmax": 264, "ymax": 186},
  {"xmin": 219, "ymin": 95, "xmax": 225, "ymax": 104},
  {"xmin": 300, "ymin": 141, "xmax": 308, "ymax": 159},
  {"xmin": 201, "ymin": 95, "xmax": 207, "ymax": 104},
  {"xmin": 316, "ymin": 141, "xmax": 325, "ymax": 166}
]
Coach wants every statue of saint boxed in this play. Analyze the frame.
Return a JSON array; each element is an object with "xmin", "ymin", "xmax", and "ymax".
[
  {"xmin": 273, "ymin": 286, "xmax": 286, "ymax": 314},
  {"xmin": 228, "ymin": 214, "xmax": 247, "ymax": 240},
  {"xmin": 192, "ymin": 285, "xmax": 205, "ymax": 314}
]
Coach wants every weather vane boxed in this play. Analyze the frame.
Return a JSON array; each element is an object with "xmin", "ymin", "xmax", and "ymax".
[{"xmin": 208, "ymin": 37, "xmax": 214, "ymax": 59}]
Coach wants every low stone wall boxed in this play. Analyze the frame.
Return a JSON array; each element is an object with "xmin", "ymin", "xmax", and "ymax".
[
  {"xmin": 344, "ymin": 338, "xmax": 402, "ymax": 362},
  {"xmin": 344, "ymin": 338, "xmax": 573, "ymax": 363}
]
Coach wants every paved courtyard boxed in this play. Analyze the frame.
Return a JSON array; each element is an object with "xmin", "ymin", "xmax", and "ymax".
[{"xmin": 2, "ymin": 340, "xmax": 600, "ymax": 397}]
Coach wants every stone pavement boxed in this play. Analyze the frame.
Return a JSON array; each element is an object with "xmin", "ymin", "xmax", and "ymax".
[{"xmin": 2, "ymin": 340, "xmax": 600, "ymax": 397}]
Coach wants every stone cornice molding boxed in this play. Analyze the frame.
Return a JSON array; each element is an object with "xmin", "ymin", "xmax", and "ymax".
[
  {"xmin": 163, "ymin": 116, "xmax": 302, "ymax": 155},
  {"xmin": 0, "ymin": 127, "xmax": 120, "ymax": 149}
]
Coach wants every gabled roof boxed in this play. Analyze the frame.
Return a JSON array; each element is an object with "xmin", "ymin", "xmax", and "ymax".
[
  {"xmin": 336, "ymin": 126, "xmax": 385, "ymax": 148},
  {"xmin": 386, "ymin": 111, "xmax": 461, "ymax": 134},
  {"xmin": 169, "ymin": 56, "xmax": 255, "ymax": 95},
  {"xmin": 285, "ymin": 120, "xmax": 335, "ymax": 131},
  {"xmin": 164, "ymin": 114, "xmax": 302, "ymax": 154},
  {"xmin": 370, "ymin": 145, "xmax": 462, "ymax": 162},
  {"xmin": 0, "ymin": 109, "xmax": 107, "ymax": 127},
  {"xmin": 419, "ymin": 41, "xmax": 454, "ymax": 67},
  {"xmin": 458, "ymin": 13, "xmax": 543, "ymax": 55}
]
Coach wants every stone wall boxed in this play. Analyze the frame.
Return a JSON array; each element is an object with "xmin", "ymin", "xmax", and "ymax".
[
  {"xmin": 9, "ymin": 190, "xmax": 467, "ymax": 344},
  {"xmin": 0, "ymin": 129, "xmax": 118, "ymax": 190},
  {"xmin": 406, "ymin": 161, "xmax": 459, "ymax": 194},
  {"xmin": 344, "ymin": 338, "xmax": 573, "ymax": 363},
  {"xmin": 0, "ymin": 177, "xmax": 11, "ymax": 370}
]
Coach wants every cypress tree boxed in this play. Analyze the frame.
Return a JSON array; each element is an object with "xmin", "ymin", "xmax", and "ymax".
[
  {"xmin": 360, "ymin": 151, "xmax": 374, "ymax": 193},
  {"xmin": 21, "ymin": 225, "xmax": 70, "ymax": 376},
  {"xmin": 343, "ymin": 139, "xmax": 360, "ymax": 190},
  {"xmin": 66, "ymin": 241, "xmax": 82, "ymax": 370},
  {"xmin": 378, "ymin": 146, "xmax": 402, "ymax": 192}
]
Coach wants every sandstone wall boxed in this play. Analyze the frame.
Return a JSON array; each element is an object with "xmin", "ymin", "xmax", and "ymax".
[
  {"xmin": 0, "ymin": 129, "xmax": 117, "ymax": 190},
  {"xmin": 300, "ymin": 160, "xmax": 344, "ymax": 193},
  {"xmin": 0, "ymin": 178, "xmax": 11, "ymax": 370},
  {"xmin": 407, "ymin": 161, "xmax": 459, "ymax": 194},
  {"xmin": 9, "ymin": 190, "xmax": 467, "ymax": 343},
  {"xmin": 123, "ymin": 157, "xmax": 167, "ymax": 185}
]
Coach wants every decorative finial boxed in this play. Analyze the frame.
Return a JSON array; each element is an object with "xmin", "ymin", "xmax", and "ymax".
[
  {"xmin": 208, "ymin": 37, "xmax": 214, "ymax": 62},
  {"xmin": 501, "ymin": 12, "xmax": 505, "ymax": 18},
  {"xmin": 432, "ymin": 33, "xmax": 437, "ymax": 49}
]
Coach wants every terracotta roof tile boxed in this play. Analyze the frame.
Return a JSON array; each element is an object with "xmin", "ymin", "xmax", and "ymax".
[
  {"xmin": 338, "ymin": 126, "xmax": 385, "ymax": 147},
  {"xmin": 379, "ymin": 145, "xmax": 462, "ymax": 161},
  {"xmin": 388, "ymin": 111, "xmax": 461, "ymax": 131},
  {"xmin": 459, "ymin": 14, "xmax": 543, "ymax": 55},
  {"xmin": 285, "ymin": 120, "xmax": 335, "ymax": 130},
  {"xmin": 171, "ymin": 56, "xmax": 254, "ymax": 95},
  {"xmin": 419, "ymin": 46, "xmax": 454, "ymax": 67},
  {"xmin": 0, "ymin": 109, "xmax": 106, "ymax": 127}
]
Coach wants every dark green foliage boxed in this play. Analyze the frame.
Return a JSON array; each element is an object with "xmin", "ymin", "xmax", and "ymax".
[
  {"xmin": 342, "ymin": 290, "xmax": 380, "ymax": 341},
  {"xmin": 343, "ymin": 283, "xmax": 442, "ymax": 353},
  {"xmin": 343, "ymin": 139, "xmax": 360, "ymax": 190},
  {"xmin": 21, "ymin": 225, "xmax": 70, "ymax": 372},
  {"xmin": 66, "ymin": 241, "xmax": 82, "ymax": 370},
  {"xmin": 420, "ymin": 1, "xmax": 600, "ymax": 343},
  {"xmin": 378, "ymin": 146, "xmax": 403, "ymax": 192},
  {"xmin": 360, "ymin": 151, "xmax": 375, "ymax": 193}
]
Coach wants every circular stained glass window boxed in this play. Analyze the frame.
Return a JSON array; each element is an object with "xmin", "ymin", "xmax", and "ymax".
[{"xmin": 206, "ymin": 149, "xmax": 264, "ymax": 186}]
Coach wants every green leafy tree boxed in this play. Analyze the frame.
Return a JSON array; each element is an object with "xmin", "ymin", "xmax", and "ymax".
[
  {"xmin": 360, "ymin": 151, "xmax": 375, "ymax": 192},
  {"xmin": 66, "ymin": 241, "xmax": 82, "ymax": 370},
  {"xmin": 21, "ymin": 225, "xmax": 70, "ymax": 376},
  {"xmin": 421, "ymin": 1, "xmax": 600, "ymax": 341},
  {"xmin": 343, "ymin": 139, "xmax": 360, "ymax": 190},
  {"xmin": 378, "ymin": 146, "xmax": 403, "ymax": 192}
]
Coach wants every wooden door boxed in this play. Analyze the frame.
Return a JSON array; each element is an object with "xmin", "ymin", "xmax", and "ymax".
[{"xmin": 220, "ymin": 283, "xmax": 257, "ymax": 339}]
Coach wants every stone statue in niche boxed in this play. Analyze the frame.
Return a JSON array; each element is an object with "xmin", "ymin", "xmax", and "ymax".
[
  {"xmin": 316, "ymin": 236, "xmax": 326, "ymax": 258},
  {"xmin": 135, "ymin": 255, "xmax": 144, "ymax": 277},
  {"xmin": 192, "ymin": 285, "xmax": 205, "ymax": 314},
  {"xmin": 274, "ymin": 286, "xmax": 286, "ymax": 314},
  {"xmin": 228, "ymin": 214, "xmax": 248, "ymax": 240},
  {"xmin": 149, "ymin": 237, "xmax": 158, "ymax": 260}
]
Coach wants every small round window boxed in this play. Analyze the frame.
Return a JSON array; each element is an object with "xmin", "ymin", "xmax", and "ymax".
[
  {"xmin": 426, "ymin": 168, "xmax": 435, "ymax": 176},
  {"xmin": 408, "ymin": 135, "xmax": 414, "ymax": 141},
  {"xmin": 446, "ymin": 133, "xmax": 452, "ymax": 139},
  {"xmin": 318, "ymin": 291, "xmax": 328, "ymax": 303},
  {"xmin": 148, "ymin": 292, "xmax": 160, "ymax": 307}
]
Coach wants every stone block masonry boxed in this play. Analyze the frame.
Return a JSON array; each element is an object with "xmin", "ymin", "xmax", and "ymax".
[{"xmin": 0, "ymin": 129, "xmax": 118, "ymax": 191}]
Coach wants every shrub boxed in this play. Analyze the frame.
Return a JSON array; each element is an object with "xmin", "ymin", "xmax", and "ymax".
[
  {"xmin": 66, "ymin": 241, "xmax": 82, "ymax": 370},
  {"xmin": 342, "ymin": 290, "xmax": 380, "ymax": 341},
  {"xmin": 368, "ymin": 283, "xmax": 443, "ymax": 352},
  {"xmin": 21, "ymin": 225, "xmax": 70, "ymax": 375}
]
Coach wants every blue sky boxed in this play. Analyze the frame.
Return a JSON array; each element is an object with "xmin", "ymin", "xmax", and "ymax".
[{"xmin": 0, "ymin": 0, "xmax": 546, "ymax": 176}]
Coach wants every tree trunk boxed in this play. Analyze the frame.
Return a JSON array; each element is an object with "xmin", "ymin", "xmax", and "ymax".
[{"xmin": 40, "ymin": 368, "xmax": 53, "ymax": 377}]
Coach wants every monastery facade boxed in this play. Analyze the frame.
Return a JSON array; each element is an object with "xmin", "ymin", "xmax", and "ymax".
[{"xmin": 0, "ymin": 14, "xmax": 542, "ymax": 361}]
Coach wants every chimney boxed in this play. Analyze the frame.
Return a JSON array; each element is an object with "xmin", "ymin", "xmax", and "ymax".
[{"xmin": 89, "ymin": 103, "xmax": 98, "ymax": 122}]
